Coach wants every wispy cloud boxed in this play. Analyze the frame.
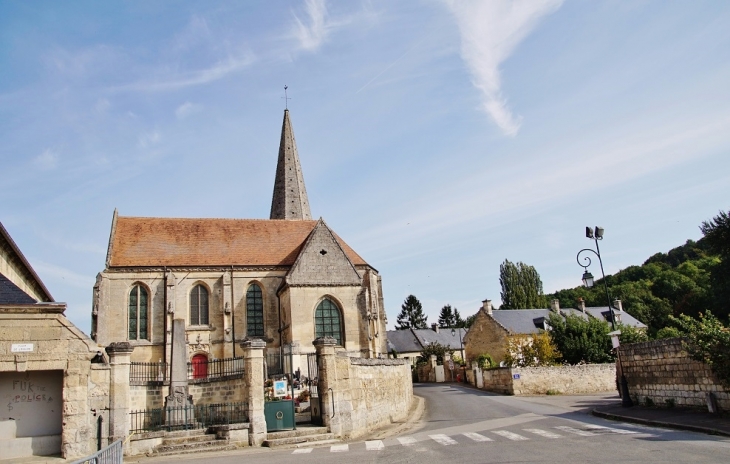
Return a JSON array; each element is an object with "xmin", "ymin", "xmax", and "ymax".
[
  {"xmin": 33, "ymin": 149, "xmax": 59, "ymax": 170},
  {"xmin": 138, "ymin": 131, "xmax": 161, "ymax": 149},
  {"xmin": 32, "ymin": 260, "xmax": 94, "ymax": 290},
  {"xmin": 444, "ymin": 0, "xmax": 563, "ymax": 136},
  {"xmin": 292, "ymin": 0, "xmax": 331, "ymax": 51},
  {"xmin": 175, "ymin": 101, "xmax": 201, "ymax": 119}
]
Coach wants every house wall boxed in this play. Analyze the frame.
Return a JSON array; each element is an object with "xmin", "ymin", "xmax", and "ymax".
[
  {"xmin": 0, "ymin": 239, "xmax": 48, "ymax": 302},
  {"xmin": 463, "ymin": 310, "xmax": 509, "ymax": 364},
  {"xmin": 619, "ymin": 338, "xmax": 730, "ymax": 410}
]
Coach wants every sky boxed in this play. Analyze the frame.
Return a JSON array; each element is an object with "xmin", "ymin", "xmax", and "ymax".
[{"xmin": 1, "ymin": 0, "xmax": 729, "ymax": 335}]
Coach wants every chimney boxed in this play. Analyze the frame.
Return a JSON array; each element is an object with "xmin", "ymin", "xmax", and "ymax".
[
  {"xmin": 550, "ymin": 299, "xmax": 560, "ymax": 313},
  {"xmin": 431, "ymin": 323, "xmax": 439, "ymax": 333},
  {"xmin": 577, "ymin": 297, "xmax": 586, "ymax": 313},
  {"xmin": 614, "ymin": 299, "xmax": 623, "ymax": 312},
  {"xmin": 482, "ymin": 299, "xmax": 493, "ymax": 315}
]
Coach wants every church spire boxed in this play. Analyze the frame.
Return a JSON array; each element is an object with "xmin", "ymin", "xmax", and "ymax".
[{"xmin": 270, "ymin": 109, "xmax": 312, "ymax": 220}]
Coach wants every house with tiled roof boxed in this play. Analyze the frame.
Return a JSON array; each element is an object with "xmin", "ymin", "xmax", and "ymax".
[
  {"xmin": 464, "ymin": 298, "xmax": 646, "ymax": 365},
  {"xmin": 92, "ymin": 109, "xmax": 387, "ymax": 371},
  {"xmin": 387, "ymin": 324, "xmax": 467, "ymax": 365}
]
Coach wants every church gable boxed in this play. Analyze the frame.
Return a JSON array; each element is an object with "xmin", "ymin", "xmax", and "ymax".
[{"xmin": 286, "ymin": 219, "xmax": 362, "ymax": 287}]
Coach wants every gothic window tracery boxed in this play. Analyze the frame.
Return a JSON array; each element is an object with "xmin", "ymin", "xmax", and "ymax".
[
  {"xmin": 128, "ymin": 284, "xmax": 148, "ymax": 340},
  {"xmin": 190, "ymin": 284, "xmax": 209, "ymax": 325},
  {"xmin": 315, "ymin": 298, "xmax": 343, "ymax": 345},
  {"xmin": 246, "ymin": 283, "xmax": 264, "ymax": 337}
]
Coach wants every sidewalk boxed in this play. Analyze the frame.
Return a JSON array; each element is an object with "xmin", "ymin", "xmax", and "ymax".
[{"xmin": 593, "ymin": 401, "xmax": 730, "ymax": 437}]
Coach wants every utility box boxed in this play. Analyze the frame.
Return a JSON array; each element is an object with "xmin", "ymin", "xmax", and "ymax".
[{"xmin": 264, "ymin": 400, "xmax": 295, "ymax": 432}]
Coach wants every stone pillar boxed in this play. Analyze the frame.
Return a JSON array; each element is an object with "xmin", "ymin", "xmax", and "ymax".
[
  {"xmin": 165, "ymin": 319, "xmax": 193, "ymax": 417},
  {"xmin": 314, "ymin": 337, "xmax": 342, "ymax": 435},
  {"xmin": 241, "ymin": 338, "xmax": 266, "ymax": 446},
  {"xmin": 164, "ymin": 272, "xmax": 176, "ymax": 367},
  {"xmin": 105, "ymin": 342, "xmax": 134, "ymax": 445}
]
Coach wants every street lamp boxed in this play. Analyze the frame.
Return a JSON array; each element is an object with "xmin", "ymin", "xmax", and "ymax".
[{"xmin": 576, "ymin": 226, "xmax": 616, "ymax": 331}]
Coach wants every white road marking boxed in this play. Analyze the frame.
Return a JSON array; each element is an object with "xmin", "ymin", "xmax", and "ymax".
[
  {"xmin": 330, "ymin": 444, "xmax": 349, "ymax": 452},
  {"xmin": 398, "ymin": 436, "xmax": 418, "ymax": 446},
  {"xmin": 555, "ymin": 426, "xmax": 597, "ymax": 436},
  {"xmin": 430, "ymin": 434, "xmax": 459, "ymax": 445},
  {"xmin": 292, "ymin": 448, "xmax": 313, "ymax": 454},
  {"xmin": 492, "ymin": 430, "xmax": 529, "ymax": 441},
  {"xmin": 463, "ymin": 432, "xmax": 493, "ymax": 442},
  {"xmin": 366, "ymin": 440, "xmax": 385, "ymax": 450},
  {"xmin": 523, "ymin": 428, "xmax": 562, "ymax": 438},
  {"xmin": 584, "ymin": 424, "xmax": 638, "ymax": 434}
]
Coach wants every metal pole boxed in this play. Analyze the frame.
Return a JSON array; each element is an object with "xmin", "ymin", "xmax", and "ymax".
[{"xmin": 593, "ymin": 238, "xmax": 616, "ymax": 331}]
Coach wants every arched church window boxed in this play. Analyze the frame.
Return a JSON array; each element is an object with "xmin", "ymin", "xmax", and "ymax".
[
  {"xmin": 315, "ymin": 298, "xmax": 343, "ymax": 345},
  {"xmin": 128, "ymin": 284, "xmax": 148, "ymax": 340},
  {"xmin": 246, "ymin": 283, "xmax": 264, "ymax": 337},
  {"xmin": 190, "ymin": 284, "xmax": 209, "ymax": 325}
]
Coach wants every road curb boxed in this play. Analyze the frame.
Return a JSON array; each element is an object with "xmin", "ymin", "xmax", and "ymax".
[{"xmin": 591, "ymin": 408, "xmax": 730, "ymax": 438}]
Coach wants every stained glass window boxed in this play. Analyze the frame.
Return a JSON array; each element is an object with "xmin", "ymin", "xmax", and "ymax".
[
  {"xmin": 315, "ymin": 298, "xmax": 342, "ymax": 345},
  {"xmin": 128, "ymin": 284, "xmax": 148, "ymax": 340},
  {"xmin": 246, "ymin": 283, "xmax": 264, "ymax": 337},
  {"xmin": 190, "ymin": 285, "xmax": 209, "ymax": 325}
]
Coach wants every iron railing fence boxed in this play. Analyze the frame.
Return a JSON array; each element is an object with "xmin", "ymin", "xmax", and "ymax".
[
  {"xmin": 188, "ymin": 356, "xmax": 245, "ymax": 383},
  {"xmin": 69, "ymin": 438, "xmax": 123, "ymax": 464},
  {"xmin": 129, "ymin": 360, "xmax": 168, "ymax": 385},
  {"xmin": 130, "ymin": 401, "xmax": 249, "ymax": 434},
  {"xmin": 130, "ymin": 357, "xmax": 245, "ymax": 384}
]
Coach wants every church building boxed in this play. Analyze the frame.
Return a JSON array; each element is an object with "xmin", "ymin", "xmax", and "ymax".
[{"xmin": 92, "ymin": 109, "xmax": 387, "ymax": 368}]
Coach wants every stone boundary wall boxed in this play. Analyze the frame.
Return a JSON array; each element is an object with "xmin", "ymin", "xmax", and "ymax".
[
  {"xmin": 475, "ymin": 364, "xmax": 615, "ymax": 395},
  {"xmin": 129, "ymin": 376, "xmax": 248, "ymax": 411},
  {"xmin": 619, "ymin": 338, "xmax": 729, "ymax": 410},
  {"xmin": 329, "ymin": 356, "xmax": 412, "ymax": 439}
]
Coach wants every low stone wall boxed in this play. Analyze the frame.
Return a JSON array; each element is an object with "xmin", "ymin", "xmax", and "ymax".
[
  {"xmin": 619, "ymin": 338, "xmax": 730, "ymax": 410},
  {"xmin": 129, "ymin": 376, "xmax": 248, "ymax": 411},
  {"xmin": 475, "ymin": 364, "xmax": 615, "ymax": 395},
  {"xmin": 327, "ymin": 355, "xmax": 412, "ymax": 439}
]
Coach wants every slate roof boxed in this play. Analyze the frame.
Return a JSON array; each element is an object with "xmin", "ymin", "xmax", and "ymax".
[
  {"xmin": 387, "ymin": 327, "xmax": 468, "ymax": 353},
  {"xmin": 0, "ymin": 273, "xmax": 37, "ymax": 304},
  {"xmin": 107, "ymin": 216, "xmax": 367, "ymax": 268},
  {"xmin": 584, "ymin": 306, "xmax": 647, "ymax": 329},
  {"xmin": 490, "ymin": 309, "xmax": 554, "ymax": 334}
]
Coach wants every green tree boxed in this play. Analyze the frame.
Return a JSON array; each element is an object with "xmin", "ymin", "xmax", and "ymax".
[
  {"xmin": 700, "ymin": 210, "xmax": 730, "ymax": 321},
  {"xmin": 453, "ymin": 307, "xmax": 465, "ymax": 327},
  {"xmin": 416, "ymin": 342, "xmax": 453, "ymax": 365},
  {"xmin": 438, "ymin": 304, "xmax": 455, "ymax": 328},
  {"xmin": 463, "ymin": 312, "xmax": 478, "ymax": 328},
  {"xmin": 499, "ymin": 260, "xmax": 547, "ymax": 309},
  {"xmin": 396, "ymin": 294, "xmax": 428, "ymax": 329},
  {"xmin": 547, "ymin": 313, "xmax": 613, "ymax": 364}
]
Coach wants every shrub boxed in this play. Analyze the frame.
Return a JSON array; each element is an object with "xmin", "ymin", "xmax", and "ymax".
[
  {"xmin": 504, "ymin": 332, "xmax": 561, "ymax": 367},
  {"xmin": 671, "ymin": 312, "xmax": 730, "ymax": 388},
  {"xmin": 476, "ymin": 353, "xmax": 495, "ymax": 369}
]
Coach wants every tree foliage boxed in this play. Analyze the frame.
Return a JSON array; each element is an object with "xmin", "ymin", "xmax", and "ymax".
[
  {"xmin": 438, "ymin": 304, "xmax": 465, "ymax": 328},
  {"xmin": 547, "ymin": 313, "xmax": 614, "ymax": 364},
  {"xmin": 396, "ymin": 294, "xmax": 428, "ymax": 329},
  {"xmin": 416, "ymin": 342, "xmax": 453, "ymax": 365},
  {"xmin": 671, "ymin": 312, "xmax": 730, "ymax": 388},
  {"xmin": 499, "ymin": 260, "xmax": 547, "ymax": 309},
  {"xmin": 504, "ymin": 332, "xmax": 561, "ymax": 367},
  {"xmin": 700, "ymin": 210, "xmax": 730, "ymax": 319}
]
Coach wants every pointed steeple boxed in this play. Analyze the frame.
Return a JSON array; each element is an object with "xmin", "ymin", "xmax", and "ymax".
[{"xmin": 270, "ymin": 109, "xmax": 312, "ymax": 220}]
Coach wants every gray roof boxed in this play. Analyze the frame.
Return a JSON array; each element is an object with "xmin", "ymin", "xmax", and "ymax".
[
  {"xmin": 0, "ymin": 273, "xmax": 37, "ymax": 304},
  {"xmin": 490, "ymin": 309, "xmax": 554, "ymax": 334},
  {"xmin": 386, "ymin": 327, "xmax": 468, "ymax": 354},
  {"xmin": 584, "ymin": 306, "xmax": 647, "ymax": 329}
]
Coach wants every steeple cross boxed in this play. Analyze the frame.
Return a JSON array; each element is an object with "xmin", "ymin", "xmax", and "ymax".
[{"xmin": 282, "ymin": 85, "xmax": 291, "ymax": 109}]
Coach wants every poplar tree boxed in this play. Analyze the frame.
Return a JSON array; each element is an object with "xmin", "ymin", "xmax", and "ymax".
[{"xmin": 499, "ymin": 259, "xmax": 547, "ymax": 309}]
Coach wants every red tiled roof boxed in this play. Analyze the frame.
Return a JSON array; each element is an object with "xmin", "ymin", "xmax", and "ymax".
[{"xmin": 108, "ymin": 217, "xmax": 367, "ymax": 268}]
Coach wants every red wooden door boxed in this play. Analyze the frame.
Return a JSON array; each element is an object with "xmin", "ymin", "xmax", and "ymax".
[{"xmin": 192, "ymin": 354, "xmax": 208, "ymax": 379}]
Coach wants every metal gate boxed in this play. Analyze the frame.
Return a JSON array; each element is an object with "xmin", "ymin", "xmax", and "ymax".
[{"xmin": 307, "ymin": 352, "xmax": 322, "ymax": 426}]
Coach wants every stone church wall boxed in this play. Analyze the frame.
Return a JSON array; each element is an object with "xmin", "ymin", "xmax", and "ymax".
[{"xmin": 619, "ymin": 338, "xmax": 730, "ymax": 410}]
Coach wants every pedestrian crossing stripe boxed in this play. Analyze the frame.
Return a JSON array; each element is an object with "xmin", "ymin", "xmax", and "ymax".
[
  {"xmin": 584, "ymin": 424, "xmax": 638, "ymax": 434},
  {"xmin": 292, "ymin": 448, "xmax": 313, "ymax": 454},
  {"xmin": 398, "ymin": 436, "xmax": 418, "ymax": 446},
  {"xmin": 554, "ymin": 426, "xmax": 596, "ymax": 436},
  {"xmin": 463, "ymin": 432, "xmax": 493, "ymax": 442},
  {"xmin": 330, "ymin": 444, "xmax": 349, "ymax": 452},
  {"xmin": 492, "ymin": 430, "xmax": 529, "ymax": 441},
  {"xmin": 523, "ymin": 428, "xmax": 562, "ymax": 438},
  {"xmin": 366, "ymin": 440, "xmax": 385, "ymax": 450},
  {"xmin": 429, "ymin": 434, "xmax": 458, "ymax": 445}
]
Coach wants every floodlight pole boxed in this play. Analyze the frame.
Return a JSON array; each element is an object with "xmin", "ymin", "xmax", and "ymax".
[{"xmin": 576, "ymin": 227, "xmax": 616, "ymax": 331}]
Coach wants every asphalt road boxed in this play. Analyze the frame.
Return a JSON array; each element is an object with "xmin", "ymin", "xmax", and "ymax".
[{"xmin": 136, "ymin": 383, "xmax": 730, "ymax": 463}]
